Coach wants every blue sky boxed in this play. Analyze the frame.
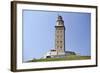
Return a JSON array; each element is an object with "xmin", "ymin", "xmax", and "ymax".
[{"xmin": 22, "ymin": 10, "xmax": 91, "ymax": 62}]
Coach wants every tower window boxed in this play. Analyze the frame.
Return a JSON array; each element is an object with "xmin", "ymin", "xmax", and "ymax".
[
  {"xmin": 57, "ymin": 35, "xmax": 59, "ymax": 38},
  {"xmin": 60, "ymin": 41, "xmax": 62, "ymax": 43},
  {"xmin": 57, "ymin": 46, "xmax": 59, "ymax": 48},
  {"xmin": 57, "ymin": 41, "xmax": 59, "ymax": 43},
  {"xmin": 60, "ymin": 46, "xmax": 62, "ymax": 48}
]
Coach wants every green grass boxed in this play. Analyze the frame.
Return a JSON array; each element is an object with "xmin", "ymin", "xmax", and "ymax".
[{"xmin": 27, "ymin": 55, "xmax": 91, "ymax": 62}]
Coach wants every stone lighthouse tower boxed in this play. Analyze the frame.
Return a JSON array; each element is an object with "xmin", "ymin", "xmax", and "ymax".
[{"xmin": 55, "ymin": 15, "xmax": 65, "ymax": 55}]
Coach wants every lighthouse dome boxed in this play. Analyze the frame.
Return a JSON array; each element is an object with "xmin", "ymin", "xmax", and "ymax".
[
  {"xmin": 56, "ymin": 15, "xmax": 64, "ymax": 26},
  {"xmin": 58, "ymin": 16, "xmax": 62, "ymax": 20}
]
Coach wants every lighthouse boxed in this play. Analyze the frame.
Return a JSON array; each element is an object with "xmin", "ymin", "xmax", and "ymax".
[
  {"xmin": 55, "ymin": 15, "xmax": 65, "ymax": 55},
  {"xmin": 42, "ymin": 15, "xmax": 76, "ymax": 58}
]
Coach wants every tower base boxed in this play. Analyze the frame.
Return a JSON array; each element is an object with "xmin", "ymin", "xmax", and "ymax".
[{"xmin": 43, "ymin": 50, "xmax": 76, "ymax": 59}]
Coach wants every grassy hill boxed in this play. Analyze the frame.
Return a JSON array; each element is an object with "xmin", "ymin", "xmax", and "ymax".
[{"xmin": 27, "ymin": 55, "xmax": 91, "ymax": 62}]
